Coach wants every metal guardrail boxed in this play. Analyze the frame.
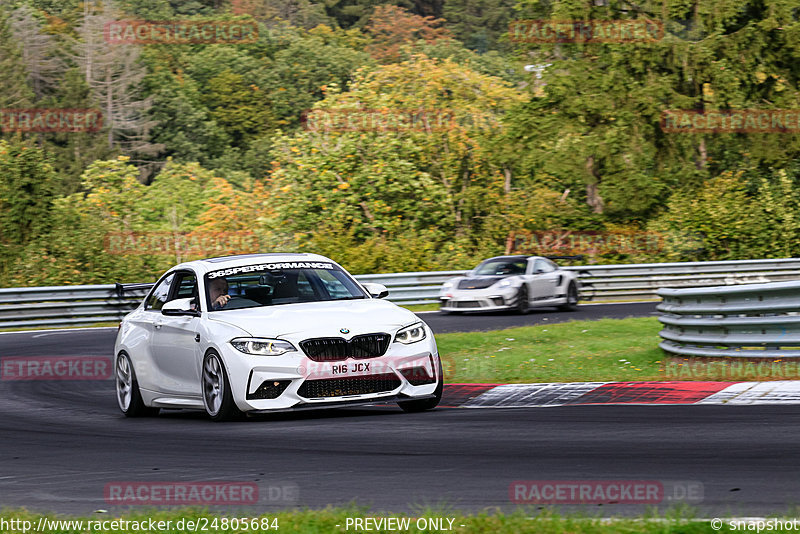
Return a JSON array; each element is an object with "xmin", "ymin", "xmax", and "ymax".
[
  {"xmin": 2, "ymin": 258, "xmax": 800, "ymax": 330},
  {"xmin": 564, "ymin": 258, "xmax": 800, "ymax": 301},
  {"xmin": 0, "ymin": 285, "xmax": 150, "ymax": 329},
  {"xmin": 657, "ymin": 281, "xmax": 800, "ymax": 358}
]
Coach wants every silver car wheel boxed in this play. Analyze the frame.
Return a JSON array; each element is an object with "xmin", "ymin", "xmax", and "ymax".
[
  {"xmin": 115, "ymin": 354, "xmax": 132, "ymax": 411},
  {"xmin": 203, "ymin": 354, "xmax": 224, "ymax": 415}
]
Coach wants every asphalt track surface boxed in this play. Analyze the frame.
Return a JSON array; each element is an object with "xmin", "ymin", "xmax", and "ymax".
[{"xmin": 2, "ymin": 302, "xmax": 799, "ymax": 516}]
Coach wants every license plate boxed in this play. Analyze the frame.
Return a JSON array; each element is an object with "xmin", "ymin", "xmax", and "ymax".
[{"xmin": 330, "ymin": 362, "xmax": 371, "ymax": 375}]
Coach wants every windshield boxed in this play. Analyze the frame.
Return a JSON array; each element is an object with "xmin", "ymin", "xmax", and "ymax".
[
  {"xmin": 204, "ymin": 262, "xmax": 367, "ymax": 311},
  {"xmin": 473, "ymin": 259, "xmax": 527, "ymax": 276}
]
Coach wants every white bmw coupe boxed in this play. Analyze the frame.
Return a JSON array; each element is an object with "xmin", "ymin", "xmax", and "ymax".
[{"xmin": 114, "ymin": 253, "xmax": 442, "ymax": 421}]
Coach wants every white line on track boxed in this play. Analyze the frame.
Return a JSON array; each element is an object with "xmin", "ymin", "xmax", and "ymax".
[
  {"xmin": 0, "ymin": 326, "xmax": 117, "ymax": 336},
  {"xmin": 414, "ymin": 301, "xmax": 656, "ymax": 314}
]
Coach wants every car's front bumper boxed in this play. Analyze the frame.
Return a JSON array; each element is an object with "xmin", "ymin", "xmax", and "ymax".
[
  {"xmin": 439, "ymin": 286, "xmax": 518, "ymax": 312},
  {"xmin": 221, "ymin": 334, "xmax": 440, "ymax": 412},
  {"xmin": 246, "ymin": 393, "xmax": 437, "ymax": 414}
]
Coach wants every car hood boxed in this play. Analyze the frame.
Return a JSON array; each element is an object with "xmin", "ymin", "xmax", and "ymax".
[{"xmin": 207, "ymin": 298, "xmax": 419, "ymax": 338}]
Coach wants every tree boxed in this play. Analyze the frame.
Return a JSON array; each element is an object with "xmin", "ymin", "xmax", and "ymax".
[
  {"xmin": 7, "ymin": 5, "xmax": 65, "ymax": 99},
  {"xmin": 230, "ymin": 0, "xmax": 332, "ymax": 29},
  {"xmin": 39, "ymin": 68, "xmax": 116, "ymax": 194},
  {"xmin": 505, "ymin": 0, "xmax": 800, "ymax": 222},
  {"xmin": 0, "ymin": 140, "xmax": 58, "ymax": 248},
  {"xmin": 200, "ymin": 70, "xmax": 275, "ymax": 148},
  {"xmin": 252, "ymin": 24, "xmax": 371, "ymax": 127},
  {"xmin": 142, "ymin": 64, "xmax": 231, "ymax": 169},
  {"xmin": 268, "ymin": 54, "xmax": 525, "ymax": 262},
  {"xmin": 365, "ymin": 4, "xmax": 450, "ymax": 63},
  {"xmin": 442, "ymin": 0, "xmax": 517, "ymax": 53},
  {"xmin": 71, "ymin": 2, "xmax": 162, "ymax": 160},
  {"xmin": 0, "ymin": 9, "xmax": 34, "ymax": 109}
]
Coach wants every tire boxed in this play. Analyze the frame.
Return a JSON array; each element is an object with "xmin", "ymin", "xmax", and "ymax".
[
  {"xmin": 398, "ymin": 356, "xmax": 443, "ymax": 413},
  {"xmin": 115, "ymin": 352, "xmax": 159, "ymax": 417},
  {"xmin": 202, "ymin": 351, "xmax": 243, "ymax": 422},
  {"xmin": 558, "ymin": 282, "xmax": 579, "ymax": 311},
  {"xmin": 516, "ymin": 285, "xmax": 529, "ymax": 314}
]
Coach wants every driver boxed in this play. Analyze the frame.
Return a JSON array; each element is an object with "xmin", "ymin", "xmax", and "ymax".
[{"xmin": 209, "ymin": 278, "xmax": 231, "ymax": 310}]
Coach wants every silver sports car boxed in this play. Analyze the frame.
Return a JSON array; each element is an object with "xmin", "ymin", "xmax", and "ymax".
[{"xmin": 438, "ymin": 255, "xmax": 581, "ymax": 314}]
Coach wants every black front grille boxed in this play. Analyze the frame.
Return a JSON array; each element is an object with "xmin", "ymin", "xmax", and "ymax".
[
  {"xmin": 297, "ymin": 373, "xmax": 401, "ymax": 398},
  {"xmin": 247, "ymin": 379, "xmax": 292, "ymax": 400},
  {"xmin": 454, "ymin": 301, "xmax": 481, "ymax": 309},
  {"xmin": 457, "ymin": 277, "xmax": 502, "ymax": 290},
  {"xmin": 300, "ymin": 333, "xmax": 390, "ymax": 362}
]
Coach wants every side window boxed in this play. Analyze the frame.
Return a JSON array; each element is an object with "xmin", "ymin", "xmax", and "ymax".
[
  {"xmin": 297, "ymin": 271, "xmax": 316, "ymax": 299},
  {"xmin": 145, "ymin": 273, "xmax": 175, "ymax": 311},
  {"xmin": 174, "ymin": 272, "xmax": 198, "ymax": 301},
  {"xmin": 317, "ymin": 270, "xmax": 351, "ymax": 299},
  {"xmin": 534, "ymin": 259, "xmax": 556, "ymax": 273}
]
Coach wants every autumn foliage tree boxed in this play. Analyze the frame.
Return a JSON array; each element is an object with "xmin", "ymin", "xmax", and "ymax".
[{"xmin": 365, "ymin": 5, "xmax": 450, "ymax": 63}]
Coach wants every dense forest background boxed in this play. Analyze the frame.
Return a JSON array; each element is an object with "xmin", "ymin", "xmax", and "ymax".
[{"xmin": 1, "ymin": 0, "xmax": 799, "ymax": 286}]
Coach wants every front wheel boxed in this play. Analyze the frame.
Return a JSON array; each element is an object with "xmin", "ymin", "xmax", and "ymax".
[
  {"xmin": 516, "ymin": 285, "xmax": 529, "ymax": 314},
  {"xmin": 115, "ymin": 352, "xmax": 159, "ymax": 417},
  {"xmin": 202, "ymin": 351, "xmax": 243, "ymax": 422},
  {"xmin": 398, "ymin": 356, "xmax": 443, "ymax": 413},
  {"xmin": 558, "ymin": 282, "xmax": 579, "ymax": 311}
]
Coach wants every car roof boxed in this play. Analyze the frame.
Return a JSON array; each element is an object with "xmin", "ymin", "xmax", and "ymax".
[{"xmin": 172, "ymin": 253, "xmax": 338, "ymax": 275}]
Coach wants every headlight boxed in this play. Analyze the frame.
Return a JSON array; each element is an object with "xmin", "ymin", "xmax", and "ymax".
[
  {"xmin": 230, "ymin": 338, "xmax": 296, "ymax": 356},
  {"xmin": 395, "ymin": 322, "xmax": 427, "ymax": 344},
  {"xmin": 496, "ymin": 279, "xmax": 514, "ymax": 288},
  {"xmin": 441, "ymin": 280, "xmax": 455, "ymax": 290}
]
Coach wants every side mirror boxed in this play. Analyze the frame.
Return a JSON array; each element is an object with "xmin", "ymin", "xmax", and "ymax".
[
  {"xmin": 162, "ymin": 297, "xmax": 200, "ymax": 317},
  {"xmin": 362, "ymin": 282, "xmax": 389, "ymax": 299}
]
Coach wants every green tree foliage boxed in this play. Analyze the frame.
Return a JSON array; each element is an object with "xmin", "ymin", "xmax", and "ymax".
[
  {"xmin": 231, "ymin": 0, "xmax": 333, "ymax": 28},
  {"xmin": 442, "ymin": 0, "xmax": 517, "ymax": 53},
  {"xmin": 0, "ymin": 9, "xmax": 34, "ymax": 109},
  {"xmin": 507, "ymin": 0, "xmax": 800, "ymax": 223},
  {"xmin": 649, "ymin": 168, "xmax": 800, "ymax": 260},
  {"xmin": 3, "ymin": 0, "xmax": 800, "ymax": 286},
  {"xmin": 0, "ymin": 140, "xmax": 58, "ymax": 247},
  {"xmin": 266, "ymin": 54, "xmax": 534, "ymax": 270}
]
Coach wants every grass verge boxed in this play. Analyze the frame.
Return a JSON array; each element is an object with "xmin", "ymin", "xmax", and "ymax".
[
  {"xmin": 436, "ymin": 317, "xmax": 666, "ymax": 384},
  {"xmin": 0, "ymin": 507, "xmax": 726, "ymax": 533},
  {"xmin": 437, "ymin": 316, "xmax": 800, "ymax": 383}
]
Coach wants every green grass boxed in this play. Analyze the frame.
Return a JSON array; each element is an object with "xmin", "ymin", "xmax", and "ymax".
[
  {"xmin": 400, "ymin": 303, "xmax": 441, "ymax": 312},
  {"xmin": 436, "ymin": 317, "xmax": 668, "ymax": 384},
  {"xmin": 0, "ymin": 507, "xmax": 730, "ymax": 533}
]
